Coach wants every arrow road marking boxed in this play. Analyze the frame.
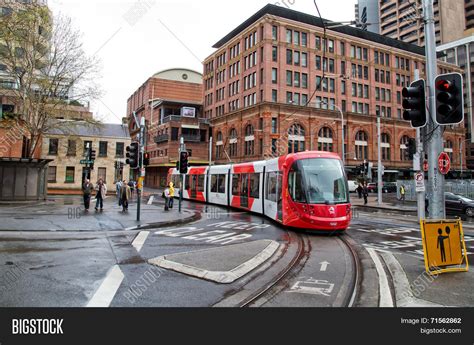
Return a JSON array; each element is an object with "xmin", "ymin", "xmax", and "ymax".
[{"xmin": 319, "ymin": 261, "xmax": 330, "ymax": 272}]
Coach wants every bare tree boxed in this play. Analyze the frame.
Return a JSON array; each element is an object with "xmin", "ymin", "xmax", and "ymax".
[{"xmin": 0, "ymin": 5, "xmax": 102, "ymax": 158}]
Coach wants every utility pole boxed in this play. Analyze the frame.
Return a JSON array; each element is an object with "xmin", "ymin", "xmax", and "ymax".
[
  {"xmin": 414, "ymin": 69, "xmax": 426, "ymax": 220},
  {"xmin": 377, "ymin": 115, "xmax": 382, "ymax": 206},
  {"xmin": 137, "ymin": 116, "xmax": 146, "ymax": 222},
  {"xmin": 424, "ymin": 0, "xmax": 444, "ymax": 219}
]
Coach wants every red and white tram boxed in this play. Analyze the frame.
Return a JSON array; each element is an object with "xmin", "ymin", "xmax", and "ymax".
[{"xmin": 168, "ymin": 151, "xmax": 352, "ymax": 231}]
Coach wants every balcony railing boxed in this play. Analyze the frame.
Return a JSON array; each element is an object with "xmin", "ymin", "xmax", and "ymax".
[
  {"xmin": 182, "ymin": 134, "xmax": 201, "ymax": 142},
  {"xmin": 155, "ymin": 134, "xmax": 169, "ymax": 143},
  {"xmin": 162, "ymin": 115, "xmax": 209, "ymax": 125}
]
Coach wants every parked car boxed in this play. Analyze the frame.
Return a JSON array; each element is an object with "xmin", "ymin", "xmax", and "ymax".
[
  {"xmin": 445, "ymin": 192, "xmax": 474, "ymax": 217},
  {"xmin": 347, "ymin": 180, "xmax": 359, "ymax": 193},
  {"xmin": 367, "ymin": 182, "xmax": 397, "ymax": 193}
]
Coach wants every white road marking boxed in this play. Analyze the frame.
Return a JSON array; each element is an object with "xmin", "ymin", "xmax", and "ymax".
[
  {"xmin": 319, "ymin": 261, "xmax": 330, "ymax": 272},
  {"xmin": 147, "ymin": 196, "xmax": 154, "ymax": 205},
  {"xmin": 288, "ymin": 278, "xmax": 335, "ymax": 296},
  {"xmin": 366, "ymin": 248, "xmax": 394, "ymax": 308},
  {"xmin": 132, "ymin": 231, "xmax": 150, "ymax": 253},
  {"xmin": 380, "ymin": 252, "xmax": 444, "ymax": 307},
  {"xmin": 87, "ymin": 265, "xmax": 124, "ymax": 308}
]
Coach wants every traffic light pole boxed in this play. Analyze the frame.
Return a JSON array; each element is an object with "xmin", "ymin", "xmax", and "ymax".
[
  {"xmin": 377, "ymin": 116, "xmax": 383, "ymax": 206},
  {"xmin": 179, "ymin": 136, "xmax": 184, "ymax": 213},
  {"xmin": 424, "ymin": 0, "xmax": 445, "ymax": 219}
]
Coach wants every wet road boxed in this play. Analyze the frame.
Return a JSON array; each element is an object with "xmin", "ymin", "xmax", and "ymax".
[{"xmin": 0, "ymin": 200, "xmax": 358, "ymax": 307}]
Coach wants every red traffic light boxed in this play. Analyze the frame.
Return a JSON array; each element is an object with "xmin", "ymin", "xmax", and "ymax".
[{"xmin": 435, "ymin": 79, "xmax": 453, "ymax": 92}]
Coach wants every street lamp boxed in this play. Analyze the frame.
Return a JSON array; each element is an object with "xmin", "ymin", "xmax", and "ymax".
[{"xmin": 312, "ymin": 101, "xmax": 345, "ymax": 166}]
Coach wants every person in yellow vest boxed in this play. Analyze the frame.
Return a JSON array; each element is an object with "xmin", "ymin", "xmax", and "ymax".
[
  {"xmin": 168, "ymin": 182, "xmax": 175, "ymax": 209},
  {"xmin": 400, "ymin": 184, "xmax": 406, "ymax": 204}
]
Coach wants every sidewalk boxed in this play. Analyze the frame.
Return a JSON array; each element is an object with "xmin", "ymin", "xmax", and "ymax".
[
  {"xmin": 0, "ymin": 195, "xmax": 199, "ymax": 231},
  {"xmin": 351, "ymin": 195, "xmax": 417, "ymax": 212}
]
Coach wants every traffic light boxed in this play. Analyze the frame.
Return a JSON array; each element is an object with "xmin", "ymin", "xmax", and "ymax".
[
  {"xmin": 407, "ymin": 138, "xmax": 417, "ymax": 160},
  {"xmin": 363, "ymin": 161, "xmax": 369, "ymax": 175},
  {"xmin": 435, "ymin": 73, "xmax": 464, "ymax": 125},
  {"xmin": 126, "ymin": 142, "xmax": 139, "ymax": 168},
  {"xmin": 402, "ymin": 79, "xmax": 426, "ymax": 128},
  {"xmin": 114, "ymin": 161, "xmax": 118, "ymax": 169},
  {"xmin": 143, "ymin": 153, "xmax": 150, "ymax": 166},
  {"xmin": 90, "ymin": 149, "xmax": 96, "ymax": 161},
  {"xmin": 179, "ymin": 151, "xmax": 189, "ymax": 174}
]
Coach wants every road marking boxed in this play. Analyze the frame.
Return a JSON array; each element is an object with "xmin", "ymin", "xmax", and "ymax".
[
  {"xmin": 132, "ymin": 231, "xmax": 150, "ymax": 253},
  {"xmin": 380, "ymin": 252, "xmax": 444, "ymax": 307},
  {"xmin": 147, "ymin": 196, "xmax": 154, "ymax": 205},
  {"xmin": 366, "ymin": 248, "xmax": 394, "ymax": 307},
  {"xmin": 288, "ymin": 278, "xmax": 335, "ymax": 296},
  {"xmin": 87, "ymin": 265, "xmax": 124, "ymax": 308},
  {"xmin": 319, "ymin": 261, "xmax": 330, "ymax": 272}
]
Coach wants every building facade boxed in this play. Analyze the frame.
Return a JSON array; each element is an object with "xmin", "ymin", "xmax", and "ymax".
[
  {"xmin": 355, "ymin": 0, "xmax": 380, "ymax": 34},
  {"xmin": 438, "ymin": 36, "xmax": 474, "ymax": 170},
  {"xmin": 42, "ymin": 122, "xmax": 131, "ymax": 194},
  {"xmin": 465, "ymin": 0, "xmax": 474, "ymax": 34},
  {"xmin": 379, "ymin": 0, "xmax": 465, "ymax": 46},
  {"xmin": 203, "ymin": 4, "xmax": 465, "ymax": 180},
  {"xmin": 126, "ymin": 68, "xmax": 210, "ymax": 188}
]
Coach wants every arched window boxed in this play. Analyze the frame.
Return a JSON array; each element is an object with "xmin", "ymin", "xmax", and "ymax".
[
  {"xmin": 318, "ymin": 127, "xmax": 333, "ymax": 152},
  {"xmin": 400, "ymin": 135, "xmax": 412, "ymax": 161},
  {"xmin": 244, "ymin": 124, "xmax": 255, "ymax": 156},
  {"xmin": 381, "ymin": 133, "xmax": 391, "ymax": 161},
  {"xmin": 444, "ymin": 139, "xmax": 453, "ymax": 162},
  {"xmin": 216, "ymin": 131, "xmax": 223, "ymax": 159},
  {"xmin": 229, "ymin": 128, "xmax": 238, "ymax": 157},
  {"xmin": 288, "ymin": 123, "xmax": 305, "ymax": 153},
  {"xmin": 355, "ymin": 131, "xmax": 368, "ymax": 160}
]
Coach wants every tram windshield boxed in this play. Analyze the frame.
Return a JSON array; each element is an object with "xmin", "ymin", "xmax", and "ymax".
[{"xmin": 288, "ymin": 158, "xmax": 348, "ymax": 205}]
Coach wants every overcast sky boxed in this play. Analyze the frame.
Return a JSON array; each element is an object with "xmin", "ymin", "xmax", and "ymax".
[{"xmin": 48, "ymin": 0, "xmax": 357, "ymax": 124}]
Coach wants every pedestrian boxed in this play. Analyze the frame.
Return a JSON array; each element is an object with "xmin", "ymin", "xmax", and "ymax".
[
  {"xmin": 115, "ymin": 180, "xmax": 122, "ymax": 198},
  {"xmin": 163, "ymin": 185, "xmax": 170, "ymax": 211},
  {"xmin": 82, "ymin": 179, "xmax": 94, "ymax": 212},
  {"xmin": 168, "ymin": 181, "xmax": 175, "ymax": 209},
  {"xmin": 400, "ymin": 184, "xmax": 406, "ymax": 204},
  {"xmin": 119, "ymin": 180, "xmax": 131, "ymax": 212},
  {"xmin": 363, "ymin": 182, "xmax": 369, "ymax": 205},
  {"xmin": 95, "ymin": 178, "xmax": 107, "ymax": 212},
  {"xmin": 128, "ymin": 180, "xmax": 135, "ymax": 198},
  {"xmin": 356, "ymin": 183, "xmax": 363, "ymax": 199}
]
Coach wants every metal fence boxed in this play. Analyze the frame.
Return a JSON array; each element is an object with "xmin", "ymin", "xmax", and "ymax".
[{"xmin": 396, "ymin": 180, "xmax": 474, "ymax": 201}]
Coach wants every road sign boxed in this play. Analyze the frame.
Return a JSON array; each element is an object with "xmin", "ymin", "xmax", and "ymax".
[
  {"xmin": 438, "ymin": 152, "xmax": 451, "ymax": 175},
  {"xmin": 420, "ymin": 219, "xmax": 469, "ymax": 275},
  {"xmin": 137, "ymin": 176, "xmax": 144, "ymax": 191},
  {"xmin": 423, "ymin": 159, "xmax": 429, "ymax": 172},
  {"xmin": 80, "ymin": 160, "xmax": 94, "ymax": 165},
  {"xmin": 415, "ymin": 172, "xmax": 425, "ymax": 192}
]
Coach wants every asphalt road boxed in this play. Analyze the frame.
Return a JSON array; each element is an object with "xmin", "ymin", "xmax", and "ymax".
[{"xmin": 0, "ymin": 200, "xmax": 358, "ymax": 307}]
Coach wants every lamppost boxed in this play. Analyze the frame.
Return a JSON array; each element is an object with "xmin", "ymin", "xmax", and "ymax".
[{"xmin": 312, "ymin": 101, "xmax": 345, "ymax": 166}]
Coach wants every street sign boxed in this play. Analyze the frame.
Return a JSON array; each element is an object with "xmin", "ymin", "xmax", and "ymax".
[
  {"xmin": 423, "ymin": 159, "xmax": 429, "ymax": 172},
  {"xmin": 137, "ymin": 176, "xmax": 144, "ymax": 191},
  {"xmin": 415, "ymin": 172, "xmax": 425, "ymax": 192},
  {"xmin": 80, "ymin": 160, "xmax": 94, "ymax": 165},
  {"xmin": 438, "ymin": 152, "xmax": 451, "ymax": 175},
  {"xmin": 420, "ymin": 219, "xmax": 469, "ymax": 275}
]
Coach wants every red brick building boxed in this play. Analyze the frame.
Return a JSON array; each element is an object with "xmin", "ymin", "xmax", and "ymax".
[
  {"xmin": 126, "ymin": 68, "xmax": 210, "ymax": 188},
  {"xmin": 203, "ymin": 4, "xmax": 465, "ymax": 180}
]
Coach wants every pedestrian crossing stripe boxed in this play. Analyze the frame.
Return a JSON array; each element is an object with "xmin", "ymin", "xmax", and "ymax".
[{"xmin": 420, "ymin": 219, "xmax": 469, "ymax": 276}]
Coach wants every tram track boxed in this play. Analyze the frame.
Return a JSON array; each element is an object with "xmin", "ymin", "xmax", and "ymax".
[
  {"xmin": 239, "ymin": 230, "xmax": 309, "ymax": 308},
  {"xmin": 238, "ymin": 231, "xmax": 361, "ymax": 308}
]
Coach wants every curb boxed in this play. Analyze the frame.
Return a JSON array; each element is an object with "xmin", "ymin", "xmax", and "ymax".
[
  {"xmin": 353, "ymin": 205, "xmax": 417, "ymax": 213},
  {"xmin": 148, "ymin": 240, "xmax": 280, "ymax": 284},
  {"xmin": 0, "ymin": 211, "xmax": 201, "ymax": 232}
]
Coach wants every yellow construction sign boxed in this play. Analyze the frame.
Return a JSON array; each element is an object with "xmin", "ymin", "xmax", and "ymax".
[
  {"xmin": 420, "ymin": 219, "xmax": 469, "ymax": 275},
  {"xmin": 137, "ymin": 176, "xmax": 145, "ymax": 190}
]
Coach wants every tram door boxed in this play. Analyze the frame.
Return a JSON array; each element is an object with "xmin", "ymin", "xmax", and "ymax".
[
  {"xmin": 277, "ymin": 172, "xmax": 283, "ymax": 222},
  {"xmin": 190, "ymin": 175, "xmax": 198, "ymax": 199},
  {"xmin": 240, "ymin": 174, "xmax": 249, "ymax": 208}
]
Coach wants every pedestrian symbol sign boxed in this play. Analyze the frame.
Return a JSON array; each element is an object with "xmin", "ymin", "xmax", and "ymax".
[{"xmin": 420, "ymin": 219, "xmax": 469, "ymax": 275}]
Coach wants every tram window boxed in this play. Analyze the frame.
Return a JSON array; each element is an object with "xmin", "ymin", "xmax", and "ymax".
[
  {"xmin": 277, "ymin": 172, "xmax": 282, "ymax": 201},
  {"xmin": 211, "ymin": 175, "xmax": 218, "ymax": 193},
  {"xmin": 241, "ymin": 174, "xmax": 249, "ymax": 196},
  {"xmin": 185, "ymin": 175, "xmax": 190, "ymax": 189},
  {"xmin": 197, "ymin": 175, "xmax": 205, "ymax": 192},
  {"xmin": 265, "ymin": 172, "xmax": 277, "ymax": 202},
  {"xmin": 218, "ymin": 174, "xmax": 226, "ymax": 194},
  {"xmin": 288, "ymin": 169, "xmax": 307, "ymax": 203},
  {"xmin": 232, "ymin": 174, "xmax": 240, "ymax": 196},
  {"xmin": 249, "ymin": 173, "xmax": 260, "ymax": 198}
]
